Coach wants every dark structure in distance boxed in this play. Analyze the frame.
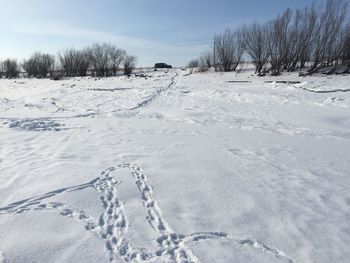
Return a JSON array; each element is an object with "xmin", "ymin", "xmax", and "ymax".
[{"xmin": 154, "ymin": 63, "xmax": 172, "ymax": 69}]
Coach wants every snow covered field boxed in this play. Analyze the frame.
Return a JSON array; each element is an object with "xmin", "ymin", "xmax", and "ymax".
[{"xmin": 0, "ymin": 69, "xmax": 349, "ymax": 263}]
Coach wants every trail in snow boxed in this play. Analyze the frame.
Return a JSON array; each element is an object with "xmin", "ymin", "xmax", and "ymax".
[
  {"xmin": 0, "ymin": 164, "xmax": 295, "ymax": 263},
  {"xmin": 301, "ymin": 87, "xmax": 350, "ymax": 93},
  {"xmin": 128, "ymin": 72, "xmax": 179, "ymax": 110},
  {"xmin": 0, "ymin": 72, "xmax": 180, "ymax": 129},
  {"xmin": 293, "ymin": 85, "xmax": 350, "ymax": 93}
]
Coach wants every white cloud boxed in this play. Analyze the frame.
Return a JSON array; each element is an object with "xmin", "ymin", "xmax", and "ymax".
[
  {"xmin": 11, "ymin": 21, "xmax": 209, "ymax": 66},
  {"xmin": 12, "ymin": 21, "xmax": 156, "ymax": 48}
]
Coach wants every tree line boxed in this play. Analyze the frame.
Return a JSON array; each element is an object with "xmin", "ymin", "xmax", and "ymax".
[
  {"xmin": 0, "ymin": 43, "xmax": 137, "ymax": 79},
  {"xmin": 191, "ymin": 0, "xmax": 350, "ymax": 75}
]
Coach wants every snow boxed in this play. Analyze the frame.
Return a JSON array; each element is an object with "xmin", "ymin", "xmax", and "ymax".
[{"xmin": 0, "ymin": 69, "xmax": 349, "ymax": 263}]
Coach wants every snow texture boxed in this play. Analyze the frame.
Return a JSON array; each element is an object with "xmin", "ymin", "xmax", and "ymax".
[{"xmin": 0, "ymin": 69, "xmax": 349, "ymax": 262}]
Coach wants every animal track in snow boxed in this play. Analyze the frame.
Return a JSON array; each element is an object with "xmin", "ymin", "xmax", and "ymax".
[
  {"xmin": 2, "ymin": 118, "xmax": 64, "ymax": 131},
  {"xmin": 0, "ymin": 164, "xmax": 296, "ymax": 263},
  {"xmin": 0, "ymin": 72, "xmax": 180, "ymax": 125},
  {"xmin": 129, "ymin": 73, "xmax": 179, "ymax": 111}
]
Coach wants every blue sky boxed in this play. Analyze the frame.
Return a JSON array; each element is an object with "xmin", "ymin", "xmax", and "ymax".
[{"xmin": 0, "ymin": 0, "xmax": 316, "ymax": 67}]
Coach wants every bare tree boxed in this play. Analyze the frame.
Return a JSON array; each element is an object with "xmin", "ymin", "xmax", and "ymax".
[
  {"xmin": 22, "ymin": 55, "xmax": 38, "ymax": 78},
  {"xmin": 123, "ymin": 55, "xmax": 137, "ymax": 75},
  {"xmin": 243, "ymin": 23, "xmax": 271, "ymax": 74},
  {"xmin": 75, "ymin": 49, "xmax": 91, "ymax": 77},
  {"xmin": 342, "ymin": 24, "xmax": 350, "ymax": 70},
  {"xmin": 59, "ymin": 48, "xmax": 90, "ymax": 77},
  {"xmin": 198, "ymin": 51, "xmax": 212, "ymax": 72},
  {"xmin": 108, "ymin": 47, "xmax": 126, "ymax": 76},
  {"xmin": 0, "ymin": 62, "xmax": 2, "ymax": 78},
  {"xmin": 22, "ymin": 52, "xmax": 55, "ymax": 78},
  {"xmin": 87, "ymin": 43, "xmax": 113, "ymax": 77},
  {"xmin": 309, "ymin": 0, "xmax": 348, "ymax": 72},
  {"xmin": 268, "ymin": 9, "xmax": 290, "ymax": 75},
  {"xmin": 39, "ymin": 54, "xmax": 55, "ymax": 77},
  {"xmin": 214, "ymin": 29, "xmax": 245, "ymax": 72},
  {"xmin": 58, "ymin": 49, "xmax": 74, "ymax": 77},
  {"xmin": 188, "ymin": 59, "xmax": 199, "ymax": 74},
  {"xmin": 286, "ymin": 5, "xmax": 317, "ymax": 71},
  {"xmin": 0, "ymin": 59, "xmax": 19, "ymax": 79}
]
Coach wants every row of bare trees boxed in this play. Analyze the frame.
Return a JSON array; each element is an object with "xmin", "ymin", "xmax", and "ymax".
[
  {"xmin": 0, "ymin": 43, "xmax": 137, "ymax": 79},
  {"xmin": 22, "ymin": 53, "xmax": 56, "ymax": 78},
  {"xmin": 58, "ymin": 43, "xmax": 137, "ymax": 77},
  {"xmin": 191, "ymin": 0, "xmax": 350, "ymax": 75}
]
